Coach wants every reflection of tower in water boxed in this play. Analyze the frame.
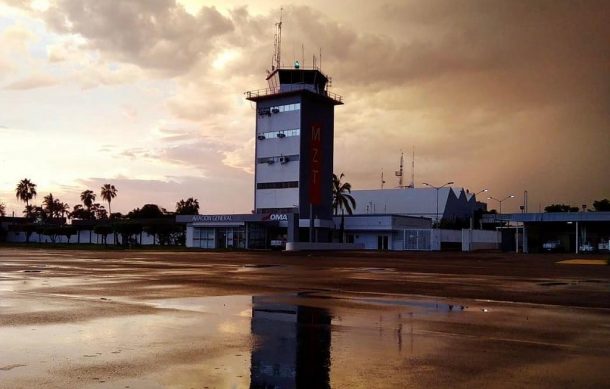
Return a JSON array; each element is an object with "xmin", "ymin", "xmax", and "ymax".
[{"xmin": 250, "ymin": 296, "xmax": 331, "ymax": 389}]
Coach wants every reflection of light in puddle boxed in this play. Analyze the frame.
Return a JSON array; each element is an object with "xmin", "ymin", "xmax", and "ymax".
[
  {"xmin": 0, "ymin": 292, "xmax": 476, "ymax": 388},
  {"xmin": 147, "ymin": 295, "xmax": 253, "ymax": 314}
]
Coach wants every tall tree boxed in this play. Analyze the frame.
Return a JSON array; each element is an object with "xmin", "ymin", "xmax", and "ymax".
[
  {"xmin": 544, "ymin": 204, "xmax": 579, "ymax": 212},
  {"xmin": 70, "ymin": 204, "xmax": 94, "ymax": 220},
  {"xmin": 0, "ymin": 202, "xmax": 5, "ymax": 217},
  {"xmin": 90, "ymin": 203, "xmax": 108, "ymax": 220},
  {"xmin": 332, "ymin": 173, "xmax": 356, "ymax": 242},
  {"xmin": 592, "ymin": 199, "xmax": 610, "ymax": 212},
  {"xmin": 128, "ymin": 204, "xmax": 165, "ymax": 219},
  {"xmin": 80, "ymin": 190, "xmax": 96, "ymax": 209},
  {"xmin": 176, "ymin": 198, "xmax": 200, "ymax": 215},
  {"xmin": 15, "ymin": 178, "xmax": 37, "ymax": 217},
  {"xmin": 101, "ymin": 184, "xmax": 118, "ymax": 216},
  {"xmin": 42, "ymin": 193, "xmax": 56, "ymax": 218}
]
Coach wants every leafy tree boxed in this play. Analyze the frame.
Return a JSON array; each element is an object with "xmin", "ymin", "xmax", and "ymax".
[
  {"xmin": 41, "ymin": 194, "xmax": 68, "ymax": 222},
  {"xmin": 42, "ymin": 226, "xmax": 63, "ymax": 243},
  {"xmin": 176, "ymin": 198, "xmax": 200, "ymax": 215},
  {"xmin": 113, "ymin": 221, "xmax": 142, "ymax": 247},
  {"xmin": 22, "ymin": 205, "xmax": 35, "ymax": 218},
  {"xmin": 101, "ymin": 184, "xmax": 118, "ymax": 216},
  {"xmin": 332, "ymin": 173, "xmax": 356, "ymax": 243},
  {"xmin": 128, "ymin": 204, "xmax": 165, "ymax": 219},
  {"xmin": 93, "ymin": 225, "xmax": 113, "ymax": 246},
  {"xmin": 592, "ymin": 199, "xmax": 610, "ymax": 212},
  {"xmin": 80, "ymin": 190, "xmax": 96, "ymax": 209},
  {"xmin": 544, "ymin": 204, "xmax": 579, "ymax": 212},
  {"xmin": 31, "ymin": 206, "xmax": 47, "ymax": 222},
  {"xmin": 144, "ymin": 223, "xmax": 185, "ymax": 246},
  {"xmin": 15, "ymin": 178, "xmax": 37, "ymax": 217},
  {"xmin": 62, "ymin": 226, "xmax": 77, "ymax": 243},
  {"xmin": 59, "ymin": 202, "xmax": 70, "ymax": 220},
  {"xmin": 70, "ymin": 204, "xmax": 95, "ymax": 220},
  {"xmin": 0, "ymin": 202, "xmax": 5, "ymax": 217},
  {"xmin": 91, "ymin": 203, "xmax": 108, "ymax": 219},
  {"xmin": 22, "ymin": 224, "xmax": 38, "ymax": 244}
]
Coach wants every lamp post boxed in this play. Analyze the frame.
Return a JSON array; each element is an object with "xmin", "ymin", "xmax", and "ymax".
[
  {"xmin": 471, "ymin": 189, "xmax": 488, "ymax": 229},
  {"xmin": 487, "ymin": 195, "xmax": 515, "ymax": 215},
  {"xmin": 423, "ymin": 181, "xmax": 454, "ymax": 227}
]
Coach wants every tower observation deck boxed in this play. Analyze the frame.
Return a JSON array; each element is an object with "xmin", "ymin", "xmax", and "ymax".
[{"xmin": 246, "ymin": 67, "xmax": 343, "ymax": 105}]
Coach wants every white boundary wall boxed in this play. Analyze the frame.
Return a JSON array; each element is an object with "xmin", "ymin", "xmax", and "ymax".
[
  {"xmin": 6, "ymin": 230, "xmax": 157, "ymax": 245},
  {"xmin": 462, "ymin": 229, "xmax": 501, "ymax": 251}
]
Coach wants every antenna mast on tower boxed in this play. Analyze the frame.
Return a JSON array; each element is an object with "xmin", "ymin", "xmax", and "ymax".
[
  {"xmin": 395, "ymin": 152, "xmax": 404, "ymax": 188},
  {"xmin": 409, "ymin": 146, "xmax": 415, "ymax": 188},
  {"xmin": 272, "ymin": 8, "xmax": 283, "ymax": 70}
]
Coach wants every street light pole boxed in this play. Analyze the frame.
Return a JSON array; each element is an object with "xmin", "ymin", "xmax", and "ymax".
[
  {"xmin": 471, "ymin": 189, "xmax": 488, "ymax": 229},
  {"xmin": 487, "ymin": 195, "xmax": 515, "ymax": 215},
  {"xmin": 423, "ymin": 181, "xmax": 454, "ymax": 227}
]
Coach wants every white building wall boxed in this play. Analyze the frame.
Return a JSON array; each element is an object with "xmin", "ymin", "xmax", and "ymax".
[
  {"xmin": 257, "ymin": 136, "xmax": 300, "ymax": 158},
  {"xmin": 256, "ymin": 188, "xmax": 300, "ymax": 210},
  {"xmin": 351, "ymin": 188, "xmax": 477, "ymax": 223},
  {"xmin": 255, "ymin": 104, "xmax": 302, "ymax": 212},
  {"xmin": 352, "ymin": 232, "xmax": 383, "ymax": 250},
  {"xmin": 185, "ymin": 226, "xmax": 194, "ymax": 248},
  {"xmin": 256, "ymin": 160, "xmax": 300, "ymax": 182}
]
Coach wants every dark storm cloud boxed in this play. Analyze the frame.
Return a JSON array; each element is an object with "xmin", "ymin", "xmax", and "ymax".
[{"xmin": 42, "ymin": 0, "xmax": 234, "ymax": 73}]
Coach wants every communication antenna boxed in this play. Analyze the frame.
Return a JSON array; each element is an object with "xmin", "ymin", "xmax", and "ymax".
[
  {"xmin": 395, "ymin": 152, "xmax": 404, "ymax": 188},
  {"xmin": 381, "ymin": 169, "xmax": 386, "ymax": 190},
  {"xmin": 409, "ymin": 146, "xmax": 415, "ymax": 188},
  {"xmin": 272, "ymin": 8, "xmax": 283, "ymax": 70},
  {"xmin": 319, "ymin": 48, "xmax": 322, "ymax": 72}
]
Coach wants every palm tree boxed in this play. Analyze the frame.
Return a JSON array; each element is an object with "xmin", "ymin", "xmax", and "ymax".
[
  {"xmin": 42, "ymin": 193, "xmax": 57, "ymax": 219},
  {"xmin": 332, "ymin": 173, "xmax": 356, "ymax": 242},
  {"xmin": 101, "ymin": 184, "xmax": 118, "ymax": 216},
  {"xmin": 15, "ymin": 178, "xmax": 37, "ymax": 217},
  {"xmin": 80, "ymin": 190, "xmax": 96, "ymax": 209}
]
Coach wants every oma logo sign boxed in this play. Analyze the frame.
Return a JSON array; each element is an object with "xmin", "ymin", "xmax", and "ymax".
[{"xmin": 269, "ymin": 214, "xmax": 288, "ymax": 221}]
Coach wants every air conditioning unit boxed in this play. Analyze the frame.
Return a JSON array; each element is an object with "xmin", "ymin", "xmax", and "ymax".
[
  {"xmin": 272, "ymin": 107, "xmax": 280, "ymax": 114},
  {"xmin": 258, "ymin": 108, "xmax": 271, "ymax": 116},
  {"xmin": 257, "ymin": 134, "xmax": 265, "ymax": 140},
  {"xmin": 277, "ymin": 132, "xmax": 286, "ymax": 138},
  {"xmin": 279, "ymin": 156, "xmax": 289, "ymax": 164},
  {"xmin": 267, "ymin": 158, "xmax": 275, "ymax": 164}
]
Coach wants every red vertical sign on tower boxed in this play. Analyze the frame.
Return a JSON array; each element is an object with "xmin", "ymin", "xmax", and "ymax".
[{"xmin": 309, "ymin": 123, "xmax": 322, "ymax": 205}]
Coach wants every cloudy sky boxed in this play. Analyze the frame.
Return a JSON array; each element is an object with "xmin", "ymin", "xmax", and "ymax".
[{"xmin": 0, "ymin": 0, "xmax": 608, "ymax": 215}]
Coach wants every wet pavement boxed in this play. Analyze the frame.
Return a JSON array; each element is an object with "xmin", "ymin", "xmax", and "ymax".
[{"xmin": 1, "ymin": 248, "xmax": 609, "ymax": 388}]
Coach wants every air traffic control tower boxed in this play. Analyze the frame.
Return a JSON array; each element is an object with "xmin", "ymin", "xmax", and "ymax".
[{"xmin": 246, "ymin": 65, "xmax": 343, "ymax": 241}]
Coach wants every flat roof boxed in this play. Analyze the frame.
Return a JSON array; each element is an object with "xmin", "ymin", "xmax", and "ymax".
[{"xmin": 483, "ymin": 212, "xmax": 610, "ymax": 223}]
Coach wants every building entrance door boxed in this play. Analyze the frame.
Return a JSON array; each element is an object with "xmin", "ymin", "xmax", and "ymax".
[
  {"xmin": 217, "ymin": 230, "xmax": 227, "ymax": 249},
  {"xmin": 377, "ymin": 235, "xmax": 389, "ymax": 250}
]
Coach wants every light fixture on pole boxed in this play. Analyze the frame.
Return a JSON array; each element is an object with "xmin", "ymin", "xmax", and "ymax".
[
  {"xmin": 470, "ymin": 189, "xmax": 488, "ymax": 229},
  {"xmin": 423, "ymin": 181, "xmax": 454, "ymax": 227},
  {"xmin": 487, "ymin": 195, "xmax": 515, "ymax": 215}
]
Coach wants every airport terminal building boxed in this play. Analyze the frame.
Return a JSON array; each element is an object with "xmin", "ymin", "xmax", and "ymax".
[{"xmin": 178, "ymin": 64, "xmax": 497, "ymax": 251}]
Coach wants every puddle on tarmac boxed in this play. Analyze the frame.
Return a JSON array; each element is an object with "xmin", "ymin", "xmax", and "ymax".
[
  {"xmin": 235, "ymin": 264, "xmax": 281, "ymax": 272},
  {"xmin": 0, "ymin": 291, "xmax": 470, "ymax": 388}
]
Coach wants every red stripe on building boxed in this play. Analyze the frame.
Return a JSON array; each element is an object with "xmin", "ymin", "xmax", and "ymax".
[{"xmin": 309, "ymin": 123, "xmax": 322, "ymax": 205}]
